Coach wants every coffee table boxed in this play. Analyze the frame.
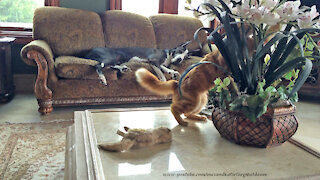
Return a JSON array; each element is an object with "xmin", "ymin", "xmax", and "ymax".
[{"xmin": 65, "ymin": 107, "xmax": 320, "ymax": 180}]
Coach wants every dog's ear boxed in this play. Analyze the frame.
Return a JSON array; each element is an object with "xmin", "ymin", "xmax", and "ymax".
[
  {"xmin": 181, "ymin": 40, "xmax": 192, "ymax": 48},
  {"xmin": 172, "ymin": 40, "xmax": 193, "ymax": 54},
  {"xmin": 167, "ymin": 49, "xmax": 176, "ymax": 56}
]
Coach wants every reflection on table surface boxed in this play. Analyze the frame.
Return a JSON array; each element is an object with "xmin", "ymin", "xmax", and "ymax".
[
  {"xmin": 91, "ymin": 108, "xmax": 320, "ymax": 180},
  {"xmin": 294, "ymin": 101, "xmax": 320, "ymax": 152}
]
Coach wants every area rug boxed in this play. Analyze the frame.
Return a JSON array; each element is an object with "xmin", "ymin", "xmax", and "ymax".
[{"xmin": 0, "ymin": 120, "xmax": 73, "ymax": 180}]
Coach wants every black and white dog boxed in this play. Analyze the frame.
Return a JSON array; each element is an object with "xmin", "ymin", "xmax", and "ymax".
[{"xmin": 83, "ymin": 41, "xmax": 194, "ymax": 85}]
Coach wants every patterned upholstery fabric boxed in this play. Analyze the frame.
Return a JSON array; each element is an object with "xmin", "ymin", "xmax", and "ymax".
[
  {"xmin": 33, "ymin": 7, "xmax": 105, "ymax": 56},
  {"xmin": 101, "ymin": 10, "xmax": 157, "ymax": 48},
  {"xmin": 149, "ymin": 14, "xmax": 207, "ymax": 50}
]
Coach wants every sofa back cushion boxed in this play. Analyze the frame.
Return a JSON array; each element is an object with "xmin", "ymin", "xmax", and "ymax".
[
  {"xmin": 33, "ymin": 7, "xmax": 105, "ymax": 56},
  {"xmin": 101, "ymin": 10, "xmax": 157, "ymax": 48},
  {"xmin": 149, "ymin": 14, "xmax": 206, "ymax": 50}
]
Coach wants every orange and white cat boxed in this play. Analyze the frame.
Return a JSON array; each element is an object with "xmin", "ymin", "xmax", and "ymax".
[{"xmin": 135, "ymin": 46, "xmax": 228, "ymax": 126}]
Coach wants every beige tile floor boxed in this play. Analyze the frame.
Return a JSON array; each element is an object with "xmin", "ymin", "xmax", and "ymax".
[
  {"xmin": 0, "ymin": 93, "xmax": 319, "ymax": 152},
  {"xmin": 0, "ymin": 94, "xmax": 170, "ymax": 124}
]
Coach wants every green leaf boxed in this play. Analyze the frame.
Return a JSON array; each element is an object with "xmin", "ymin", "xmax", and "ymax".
[
  {"xmin": 200, "ymin": 3, "xmax": 222, "ymax": 21},
  {"xmin": 290, "ymin": 92, "xmax": 299, "ymax": 102},
  {"xmin": 304, "ymin": 51, "xmax": 313, "ymax": 57},
  {"xmin": 266, "ymin": 32, "xmax": 307, "ymax": 79},
  {"xmin": 270, "ymin": 29, "xmax": 320, "ymax": 74},
  {"xmin": 265, "ymin": 57, "xmax": 307, "ymax": 87},
  {"xmin": 210, "ymin": 30, "xmax": 243, "ymax": 84},
  {"xmin": 217, "ymin": 0, "xmax": 232, "ymax": 14},
  {"xmin": 307, "ymin": 43, "xmax": 314, "ymax": 50},
  {"xmin": 247, "ymin": 95, "xmax": 259, "ymax": 109},
  {"xmin": 246, "ymin": 112, "xmax": 257, "ymax": 123},
  {"xmin": 256, "ymin": 81, "xmax": 265, "ymax": 94},
  {"xmin": 294, "ymin": 69, "xmax": 300, "ymax": 78},
  {"xmin": 193, "ymin": 27, "xmax": 213, "ymax": 49},
  {"xmin": 219, "ymin": 13, "xmax": 248, "ymax": 91},
  {"xmin": 277, "ymin": 86, "xmax": 288, "ymax": 99},
  {"xmin": 266, "ymin": 86, "xmax": 277, "ymax": 93},
  {"xmin": 288, "ymin": 81, "xmax": 295, "ymax": 87},
  {"xmin": 223, "ymin": 77, "xmax": 231, "ymax": 86},
  {"xmin": 226, "ymin": 92, "xmax": 232, "ymax": 102},
  {"xmin": 266, "ymin": 36, "xmax": 289, "ymax": 75},
  {"xmin": 283, "ymin": 70, "xmax": 293, "ymax": 80},
  {"xmin": 217, "ymin": 86, "xmax": 222, "ymax": 93},
  {"xmin": 258, "ymin": 90, "xmax": 269, "ymax": 99},
  {"xmin": 289, "ymin": 58, "xmax": 313, "ymax": 97},
  {"xmin": 214, "ymin": 78, "xmax": 222, "ymax": 85},
  {"xmin": 300, "ymin": 37, "xmax": 305, "ymax": 45},
  {"xmin": 254, "ymin": 33, "xmax": 287, "ymax": 61}
]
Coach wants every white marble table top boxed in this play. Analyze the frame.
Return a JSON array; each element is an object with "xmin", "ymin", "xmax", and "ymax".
[{"xmin": 88, "ymin": 107, "xmax": 320, "ymax": 180}]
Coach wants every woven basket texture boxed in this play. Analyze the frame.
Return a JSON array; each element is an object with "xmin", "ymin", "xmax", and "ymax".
[{"xmin": 212, "ymin": 106, "xmax": 298, "ymax": 148}]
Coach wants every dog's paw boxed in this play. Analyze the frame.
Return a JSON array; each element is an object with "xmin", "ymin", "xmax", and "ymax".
[
  {"xmin": 98, "ymin": 74, "xmax": 108, "ymax": 86},
  {"xmin": 112, "ymin": 65, "xmax": 131, "ymax": 73},
  {"xmin": 120, "ymin": 65, "xmax": 131, "ymax": 73},
  {"xmin": 168, "ymin": 70, "xmax": 181, "ymax": 80}
]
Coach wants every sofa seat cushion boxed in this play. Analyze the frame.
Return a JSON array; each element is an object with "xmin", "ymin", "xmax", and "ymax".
[
  {"xmin": 55, "ymin": 56, "xmax": 118, "ymax": 80},
  {"xmin": 55, "ymin": 56, "xmax": 203, "ymax": 81}
]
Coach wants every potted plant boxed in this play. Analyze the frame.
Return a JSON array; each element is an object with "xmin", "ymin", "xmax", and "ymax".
[{"xmin": 182, "ymin": 0, "xmax": 320, "ymax": 147}]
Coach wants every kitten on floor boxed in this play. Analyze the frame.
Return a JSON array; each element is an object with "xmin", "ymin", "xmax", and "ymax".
[{"xmin": 98, "ymin": 127, "xmax": 172, "ymax": 152}]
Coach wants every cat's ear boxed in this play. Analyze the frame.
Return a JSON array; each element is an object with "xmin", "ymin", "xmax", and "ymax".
[{"xmin": 124, "ymin": 126, "xmax": 130, "ymax": 131}]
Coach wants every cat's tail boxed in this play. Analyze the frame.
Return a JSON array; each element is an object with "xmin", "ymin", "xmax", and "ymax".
[{"xmin": 135, "ymin": 68, "xmax": 178, "ymax": 95}]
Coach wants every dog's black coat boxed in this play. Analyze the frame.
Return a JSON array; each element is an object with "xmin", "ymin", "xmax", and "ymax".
[
  {"xmin": 81, "ymin": 41, "xmax": 200, "ymax": 85},
  {"xmin": 84, "ymin": 47, "xmax": 169, "ymax": 67}
]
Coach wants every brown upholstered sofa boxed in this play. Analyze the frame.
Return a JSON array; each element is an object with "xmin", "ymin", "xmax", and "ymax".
[{"xmin": 20, "ymin": 7, "xmax": 207, "ymax": 114}]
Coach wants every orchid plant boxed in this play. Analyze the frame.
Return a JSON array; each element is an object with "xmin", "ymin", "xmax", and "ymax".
[{"xmin": 182, "ymin": 0, "xmax": 320, "ymax": 122}]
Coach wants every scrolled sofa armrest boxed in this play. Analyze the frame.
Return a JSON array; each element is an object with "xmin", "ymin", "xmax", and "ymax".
[
  {"xmin": 20, "ymin": 40, "xmax": 57, "ymax": 82},
  {"xmin": 20, "ymin": 40, "xmax": 57, "ymax": 114},
  {"xmin": 21, "ymin": 40, "xmax": 53, "ymax": 65}
]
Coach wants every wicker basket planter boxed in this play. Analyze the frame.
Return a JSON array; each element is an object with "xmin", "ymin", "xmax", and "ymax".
[{"xmin": 212, "ymin": 105, "xmax": 298, "ymax": 148}]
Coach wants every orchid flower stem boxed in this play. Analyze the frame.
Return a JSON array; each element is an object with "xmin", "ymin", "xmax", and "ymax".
[
  {"xmin": 303, "ymin": 35, "xmax": 309, "ymax": 53},
  {"xmin": 306, "ymin": 33, "xmax": 320, "ymax": 53}
]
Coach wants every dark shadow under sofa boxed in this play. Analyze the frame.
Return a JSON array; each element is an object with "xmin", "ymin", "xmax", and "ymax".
[{"xmin": 20, "ymin": 7, "xmax": 207, "ymax": 114}]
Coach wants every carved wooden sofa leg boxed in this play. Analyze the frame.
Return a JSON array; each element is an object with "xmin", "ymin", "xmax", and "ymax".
[{"xmin": 27, "ymin": 50, "xmax": 53, "ymax": 114}]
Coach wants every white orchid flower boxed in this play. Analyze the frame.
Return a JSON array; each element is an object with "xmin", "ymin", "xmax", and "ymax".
[
  {"xmin": 235, "ymin": 3, "xmax": 251, "ymax": 18},
  {"xmin": 276, "ymin": 1, "xmax": 301, "ymax": 22},
  {"xmin": 261, "ymin": 9, "xmax": 281, "ymax": 26},
  {"xmin": 298, "ymin": 5, "xmax": 319, "ymax": 28},
  {"xmin": 247, "ymin": 7, "xmax": 264, "ymax": 26},
  {"xmin": 260, "ymin": 0, "xmax": 279, "ymax": 9}
]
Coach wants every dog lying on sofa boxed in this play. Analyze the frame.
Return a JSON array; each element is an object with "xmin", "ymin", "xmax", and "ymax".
[{"xmin": 83, "ymin": 41, "xmax": 194, "ymax": 85}]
